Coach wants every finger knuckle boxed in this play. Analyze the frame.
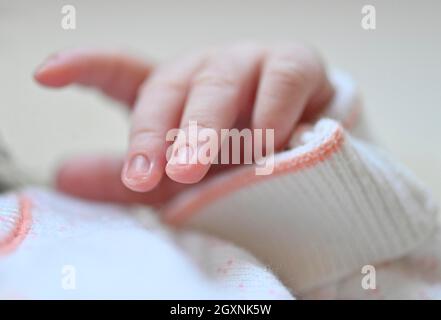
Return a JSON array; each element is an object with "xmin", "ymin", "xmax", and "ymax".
[
  {"xmin": 130, "ymin": 127, "xmax": 164, "ymax": 144},
  {"xmin": 192, "ymin": 65, "xmax": 237, "ymax": 91},
  {"xmin": 147, "ymin": 73, "xmax": 188, "ymax": 93},
  {"xmin": 267, "ymin": 59, "xmax": 310, "ymax": 91}
]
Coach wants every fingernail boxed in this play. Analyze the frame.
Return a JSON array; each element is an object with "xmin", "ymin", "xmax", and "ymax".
[
  {"xmin": 35, "ymin": 63, "xmax": 50, "ymax": 75},
  {"xmin": 35, "ymin": 54, "xmax": 62, "ymax": 74},
  {"xmin": 175, "ymin": 145, "xmax": 194, "ymax": 165},
  {"xmin": 125, "ymin": 154, "xmax": 151, "ymax": 180}
]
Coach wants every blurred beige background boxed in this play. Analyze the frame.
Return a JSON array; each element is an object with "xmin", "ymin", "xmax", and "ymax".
[{"xmin": 0, "ymin": 0, "xmax": 440, "ymax": 202}]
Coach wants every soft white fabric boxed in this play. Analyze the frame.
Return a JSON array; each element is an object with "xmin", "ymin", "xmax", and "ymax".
[
  {"xmin": 0, "ymin": 71, "xmax": 439, "ymax": 299},
  {"xmin": 0, "ymin": 189, "xmax": 292, "ymax": 299},
  {"xmin": 165, "ymin": 118, "xmax": 437, "ymax": 294},
  {"xmin": 161, "ymin": 71, "xmax": 438, "ymax": 295}
]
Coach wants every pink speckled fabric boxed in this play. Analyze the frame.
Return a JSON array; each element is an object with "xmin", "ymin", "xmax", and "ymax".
[{"xmin": 0, "ymin": 188, "xmax": 293, "ymax": 299}]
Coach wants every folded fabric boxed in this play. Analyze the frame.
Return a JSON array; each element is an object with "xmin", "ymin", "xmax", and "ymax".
[{"xmin": 162, "ymin": 71, "xmax": 438, "ymax": 294}]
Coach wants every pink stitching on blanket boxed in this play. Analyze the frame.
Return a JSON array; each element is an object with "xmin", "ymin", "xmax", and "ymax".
[{"xmin": 0, "ymin": 195, "xmax": 32, "ymax": 255}]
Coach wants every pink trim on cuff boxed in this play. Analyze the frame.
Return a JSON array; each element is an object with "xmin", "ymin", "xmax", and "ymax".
[
  {"xmin": 0, "ymin": 195, "xmax": 33, "ymax": 256},
  {"xmin": 164, "ymin": 126, "xmax": 344, "ymax": 225}
]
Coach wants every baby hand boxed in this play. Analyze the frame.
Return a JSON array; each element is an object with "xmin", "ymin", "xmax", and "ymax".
[{"xmin": 34, "ymin": 44, "xmax": 333, "ymax": 204}]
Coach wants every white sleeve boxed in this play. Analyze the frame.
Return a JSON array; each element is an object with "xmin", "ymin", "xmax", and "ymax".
[{"xmin": 162, "ymin": 70, "xmax": 439, "ymax": 296}]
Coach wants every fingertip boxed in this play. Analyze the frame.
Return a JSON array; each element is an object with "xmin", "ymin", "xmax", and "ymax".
[
  {"xmin": 33, "ymin": 51, "xmax": 82, "ymax": 87},
  {"xmin": 121, "ymin": 154, "xmax": 163, "ymax": 192},
  {"xmin": 164, "ymin": 130, "xmax": 216, "ymax": 184},
  {"xmin": 33, "ymin": 63, "xmax": 76, "ymax": 87},
  {"xmin": 33, "ymin": 66, "xmax": 46, "ymax": 83},
  {"xmin": 165, "ymin": 162, "xmax": 209, "ymax": 184}
]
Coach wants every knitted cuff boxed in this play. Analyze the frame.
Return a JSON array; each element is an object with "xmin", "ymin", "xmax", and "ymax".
[{"xmin": 162, "ymin": 72, "xmax": 438, "ymax": 294}]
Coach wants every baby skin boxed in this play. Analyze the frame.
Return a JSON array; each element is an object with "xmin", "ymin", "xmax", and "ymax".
[{"xmin": 34, "ymin": 43, "xmax": 334, "ymax": 206}]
